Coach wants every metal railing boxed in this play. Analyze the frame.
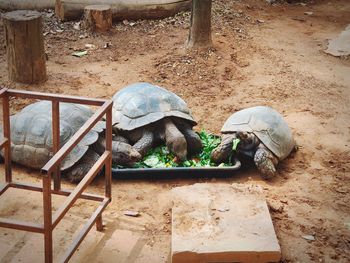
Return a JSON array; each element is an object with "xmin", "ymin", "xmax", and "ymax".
[{"xmin": 0, "ymin": 88, "xmax": 113, "ymax": 263}]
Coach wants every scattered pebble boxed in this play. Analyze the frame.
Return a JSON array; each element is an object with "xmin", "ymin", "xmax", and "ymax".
[
  {"xmin": 85, "ymin": 44, "xmax": 97, "ymax": 50},
  {"xmin": 123, "ymin": 210, "xmax": 140, "ymax": 217},
  {"xmin": 302, "ymin": 235, "xmax": 315, "ymax": 241},
  {"xmin": 217, "ymin": 207, "xmax": 230, "ymax": 212},
  {"xmin": 73, "ymin": 22, "xmax": 81, "ymax": 30}
]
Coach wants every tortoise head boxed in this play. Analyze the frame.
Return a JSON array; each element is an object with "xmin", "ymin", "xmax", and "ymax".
[
  {"xmin": 236, "ymin": 131, "xmax": 260, "ymax": 151},
  {"xmin": 167, "ymin": 136, "xmax": 188, "ymax": 162},
  {"xmin": 111, "ymin": 141, "xmax": 142, "ymax": 166}
]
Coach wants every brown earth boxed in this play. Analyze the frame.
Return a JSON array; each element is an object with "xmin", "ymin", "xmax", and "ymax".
[{"xmin": 0, "ymin": 0, "xmax": 349, "ymax": 262}]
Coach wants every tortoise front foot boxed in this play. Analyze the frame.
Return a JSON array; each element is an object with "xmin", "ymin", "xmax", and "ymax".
[
  {"xmin": 173, "ymin": 120, "xmax": 203, "ymax": 155},
  {"xmin": 66, "ymin": 149, "xmax": 100, "ymax": 183},
  {"xmin": 211, "ymin": 134, "xmax": 236, "ymax": 164},
  {"xmin": 164, "ymin": 118, "xmax": 188, "ymax": 161},
  {"xmin": 185, "ymin": 131, "xmax": 203, "ymax": 155},
  {"xmin": 133, "ymin": 128, "xmax": 155, "ymax": 158},
  {"xmin": 254, "ymin": 145, "xmax": 278, "ymax": 179}
]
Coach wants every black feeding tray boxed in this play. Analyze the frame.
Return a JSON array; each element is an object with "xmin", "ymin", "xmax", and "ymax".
[{"xmin": 111, "ymin": 159, "xmax": 241, "ymax": 179}]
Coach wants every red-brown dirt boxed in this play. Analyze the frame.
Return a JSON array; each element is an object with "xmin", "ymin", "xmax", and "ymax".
[{"xmin": 0, "ymin": 0, "xmax": 349, "ymax": 262}]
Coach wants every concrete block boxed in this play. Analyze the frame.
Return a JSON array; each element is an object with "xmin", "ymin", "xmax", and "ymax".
[
  {"xmin": 92, "ymin": 229, "xmax": 141, "ymax": 263},
  {"xmin": 171, "ymin": 183, "xmax": 281, "ymax": 263}
]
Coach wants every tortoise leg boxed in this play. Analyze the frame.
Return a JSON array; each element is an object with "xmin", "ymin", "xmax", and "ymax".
[
  {"xmin": 113, "ymin": 134, "xmax": 129, "ymax": 144},
  {"xmin": 133, "ymin": 128, "xmax": 155, "ymax": 157},
  {"xmin": 211, "ymin": 133, "xmax": 237, "ymax": 164},
  {"xmin": 254, "ymin": 143, "xmax": 279, "ymax": 179},
  {"xmin": 174, "ymin": 120, "xmax": 202, "ymax": 155},
  {"xmin": 66, "ymin": 149, "xmax": 100, "ymax": 183},
  {"xmin": 163, "ymin": 117, "xmax": 187, "ymax": 161}
]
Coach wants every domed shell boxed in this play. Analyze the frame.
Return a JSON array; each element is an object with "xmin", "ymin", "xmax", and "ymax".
[
  {"xmin": 221, "ymin": 106, "xmax": 295, "ymax": 160},
  {"xmin": 7, "ymin": 101, "xmax": 101, "ymax": 171},
  {"xmin": 112, "ymin": 82, "xmax": 197, "ymax": 131}
]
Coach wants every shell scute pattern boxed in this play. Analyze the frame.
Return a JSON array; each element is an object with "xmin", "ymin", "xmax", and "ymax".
[
  {"xmin": 222, "ymin": 106, "xmax": 295, "ymax": 160},
  {"xmin": 5, "ymin": 101, "xmax": 100, "ymax": 170},
  {"xmin": 112, "ymin": 82, "xmax": 196, "ymax": 131}
]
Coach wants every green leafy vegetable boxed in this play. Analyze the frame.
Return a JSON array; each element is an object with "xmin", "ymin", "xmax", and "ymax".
[
  {"xmin": 128, "ymin": 130, "xmax": 237, "ymax": 169},
  {"xmin": 232, "ymin": 138, "xmax": 240, "ymax": 151}
]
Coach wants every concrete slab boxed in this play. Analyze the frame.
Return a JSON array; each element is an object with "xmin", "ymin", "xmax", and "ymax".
[
  {"xmin": 171, "ymin": 183, "xmax": 281, "ymax": 263},
  {"xmin": 325, "ymin": 24, "xmax": 350, "ymax": 56},
  {"xmin": 89, "ymin": 229, "xmax": 142, "ymax": 263}
]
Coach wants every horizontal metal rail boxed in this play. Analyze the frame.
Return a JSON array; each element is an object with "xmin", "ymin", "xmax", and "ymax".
[
  {"xmin": 6, "ymin": 89, "xmax": 106, "ymax": 106},
  {"xmin": 0, "ymin": 217, "xmax": 44, "ymax": 233},
  {"xmin": 0, "ymin": 88, "xmax": 7, "ymax": 97},
  {"xmin": 10, "ymin": 182, "xmax": 105, "ymax": 202}
]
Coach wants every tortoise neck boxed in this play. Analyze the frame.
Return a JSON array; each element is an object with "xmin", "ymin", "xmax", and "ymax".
[{"xmin": 163, "ymin": 118, "xmax": 182, "ymax": 140}]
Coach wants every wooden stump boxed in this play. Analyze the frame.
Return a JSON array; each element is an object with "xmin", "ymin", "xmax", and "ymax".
[
  {"xmin": 82, "ymin": 5, "xmax": 112, "ymax": 33},
  {"xmin": 2, "ymin": 10, "xmax": 47, "ymax": 84},
  {"xmin": 187, "ymin": 0, "xmax": 213, "ymax": 48}
]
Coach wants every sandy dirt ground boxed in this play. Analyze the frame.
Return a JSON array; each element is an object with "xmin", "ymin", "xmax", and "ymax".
[{"xmin": 0, "ymin": 0, "xmax": 349, "ymax": 262}]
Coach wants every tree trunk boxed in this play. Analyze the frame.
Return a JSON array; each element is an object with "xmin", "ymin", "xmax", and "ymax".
[
  {"xmin": 2, "ymin": 10, "xmax": 47, "ymax": 84},
  {"xmin": 83, "ymin": 5, "xmax": 112, "ymax": 33},
  {"xmin": 55, "ymin": 0, "xmax": 191, "ymax": 21},
  {"xmin": 187, "ymin": 0, "xmax": 212, "ymax": 48}
]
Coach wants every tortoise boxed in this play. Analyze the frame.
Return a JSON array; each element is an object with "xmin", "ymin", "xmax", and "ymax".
[
  {"xmin": 111, "ymin": 82, "xmax": 203, "ymax": 161},
  {"xmin": 211, "ymin": 106, "xmax": 295, "ymax": 179},
  {"xmin": 0, "ymin": 101, "xmax": 141, "ymax": 182}
]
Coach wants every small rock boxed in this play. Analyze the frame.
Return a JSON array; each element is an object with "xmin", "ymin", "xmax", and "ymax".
[
  {"xmin": 268, "ymin": 200, "xmax": 284, "ymax": 213},
  {"xmin": 85, "ymin": 43, "xmax": 97, "ymax": 50},
  {"xmin": 123, "ymin": 210, "xmax": 140, "ymax": 217},
  {"xmin": 302, "ymin": 235, "xmax": 315, "ymax": 241},
  {"xmin": 73, "ymin": 22, "xmax": 81, "ymax": 30},
  {"xmin": 46, "ymin": 12, "xmax": 54, "ymax": 18},
  {"xmin": 79, "ymin": 34, "xmax": 88, "ymax": 39},
  {"xmin": 217, "ymin": 207, "xmax": 230, "ymax": 212},
  {"xmin": 292, "ymin": 17, "xmax": 306, "ymax": 22},
  {"xmin": 257, "ymin": 19, "xmax": 265, "ymax": 23},
  {"xmin": 304, "ymin": 12, "xmax": 314, "ymax": 16}
]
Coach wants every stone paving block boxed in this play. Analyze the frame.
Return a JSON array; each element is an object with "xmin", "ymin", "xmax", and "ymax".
[
  {"xmin": 171, "ymin": 183, "xmax": 281, "ymax": 263},
  {"xmin": 90, "ymin": 229, "xmax": 142, "ymax": 263}
]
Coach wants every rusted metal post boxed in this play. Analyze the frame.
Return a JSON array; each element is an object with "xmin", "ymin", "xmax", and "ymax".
[
  {"xmin": 52, "ymin": 100, "xmax": 61, "ymax": 191},
  {"xmin": 43, "ymin": 173, "xmax": 53, "ymax": 263},
  {"xmin": 2, "ymin": 92, "xmax": 12, "ymax": 182},
  {"xmin": 96, "ymin": 214, "xmax": 103, "ymax": 231},
  {"xmin": 105, "ymin": 107, "xmax": 112, "ymax": 199}
]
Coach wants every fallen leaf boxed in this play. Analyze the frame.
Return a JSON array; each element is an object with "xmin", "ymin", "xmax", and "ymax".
[{"xmin": 72, "ymin": 50, "xmax": 88, "ymax": 57}]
